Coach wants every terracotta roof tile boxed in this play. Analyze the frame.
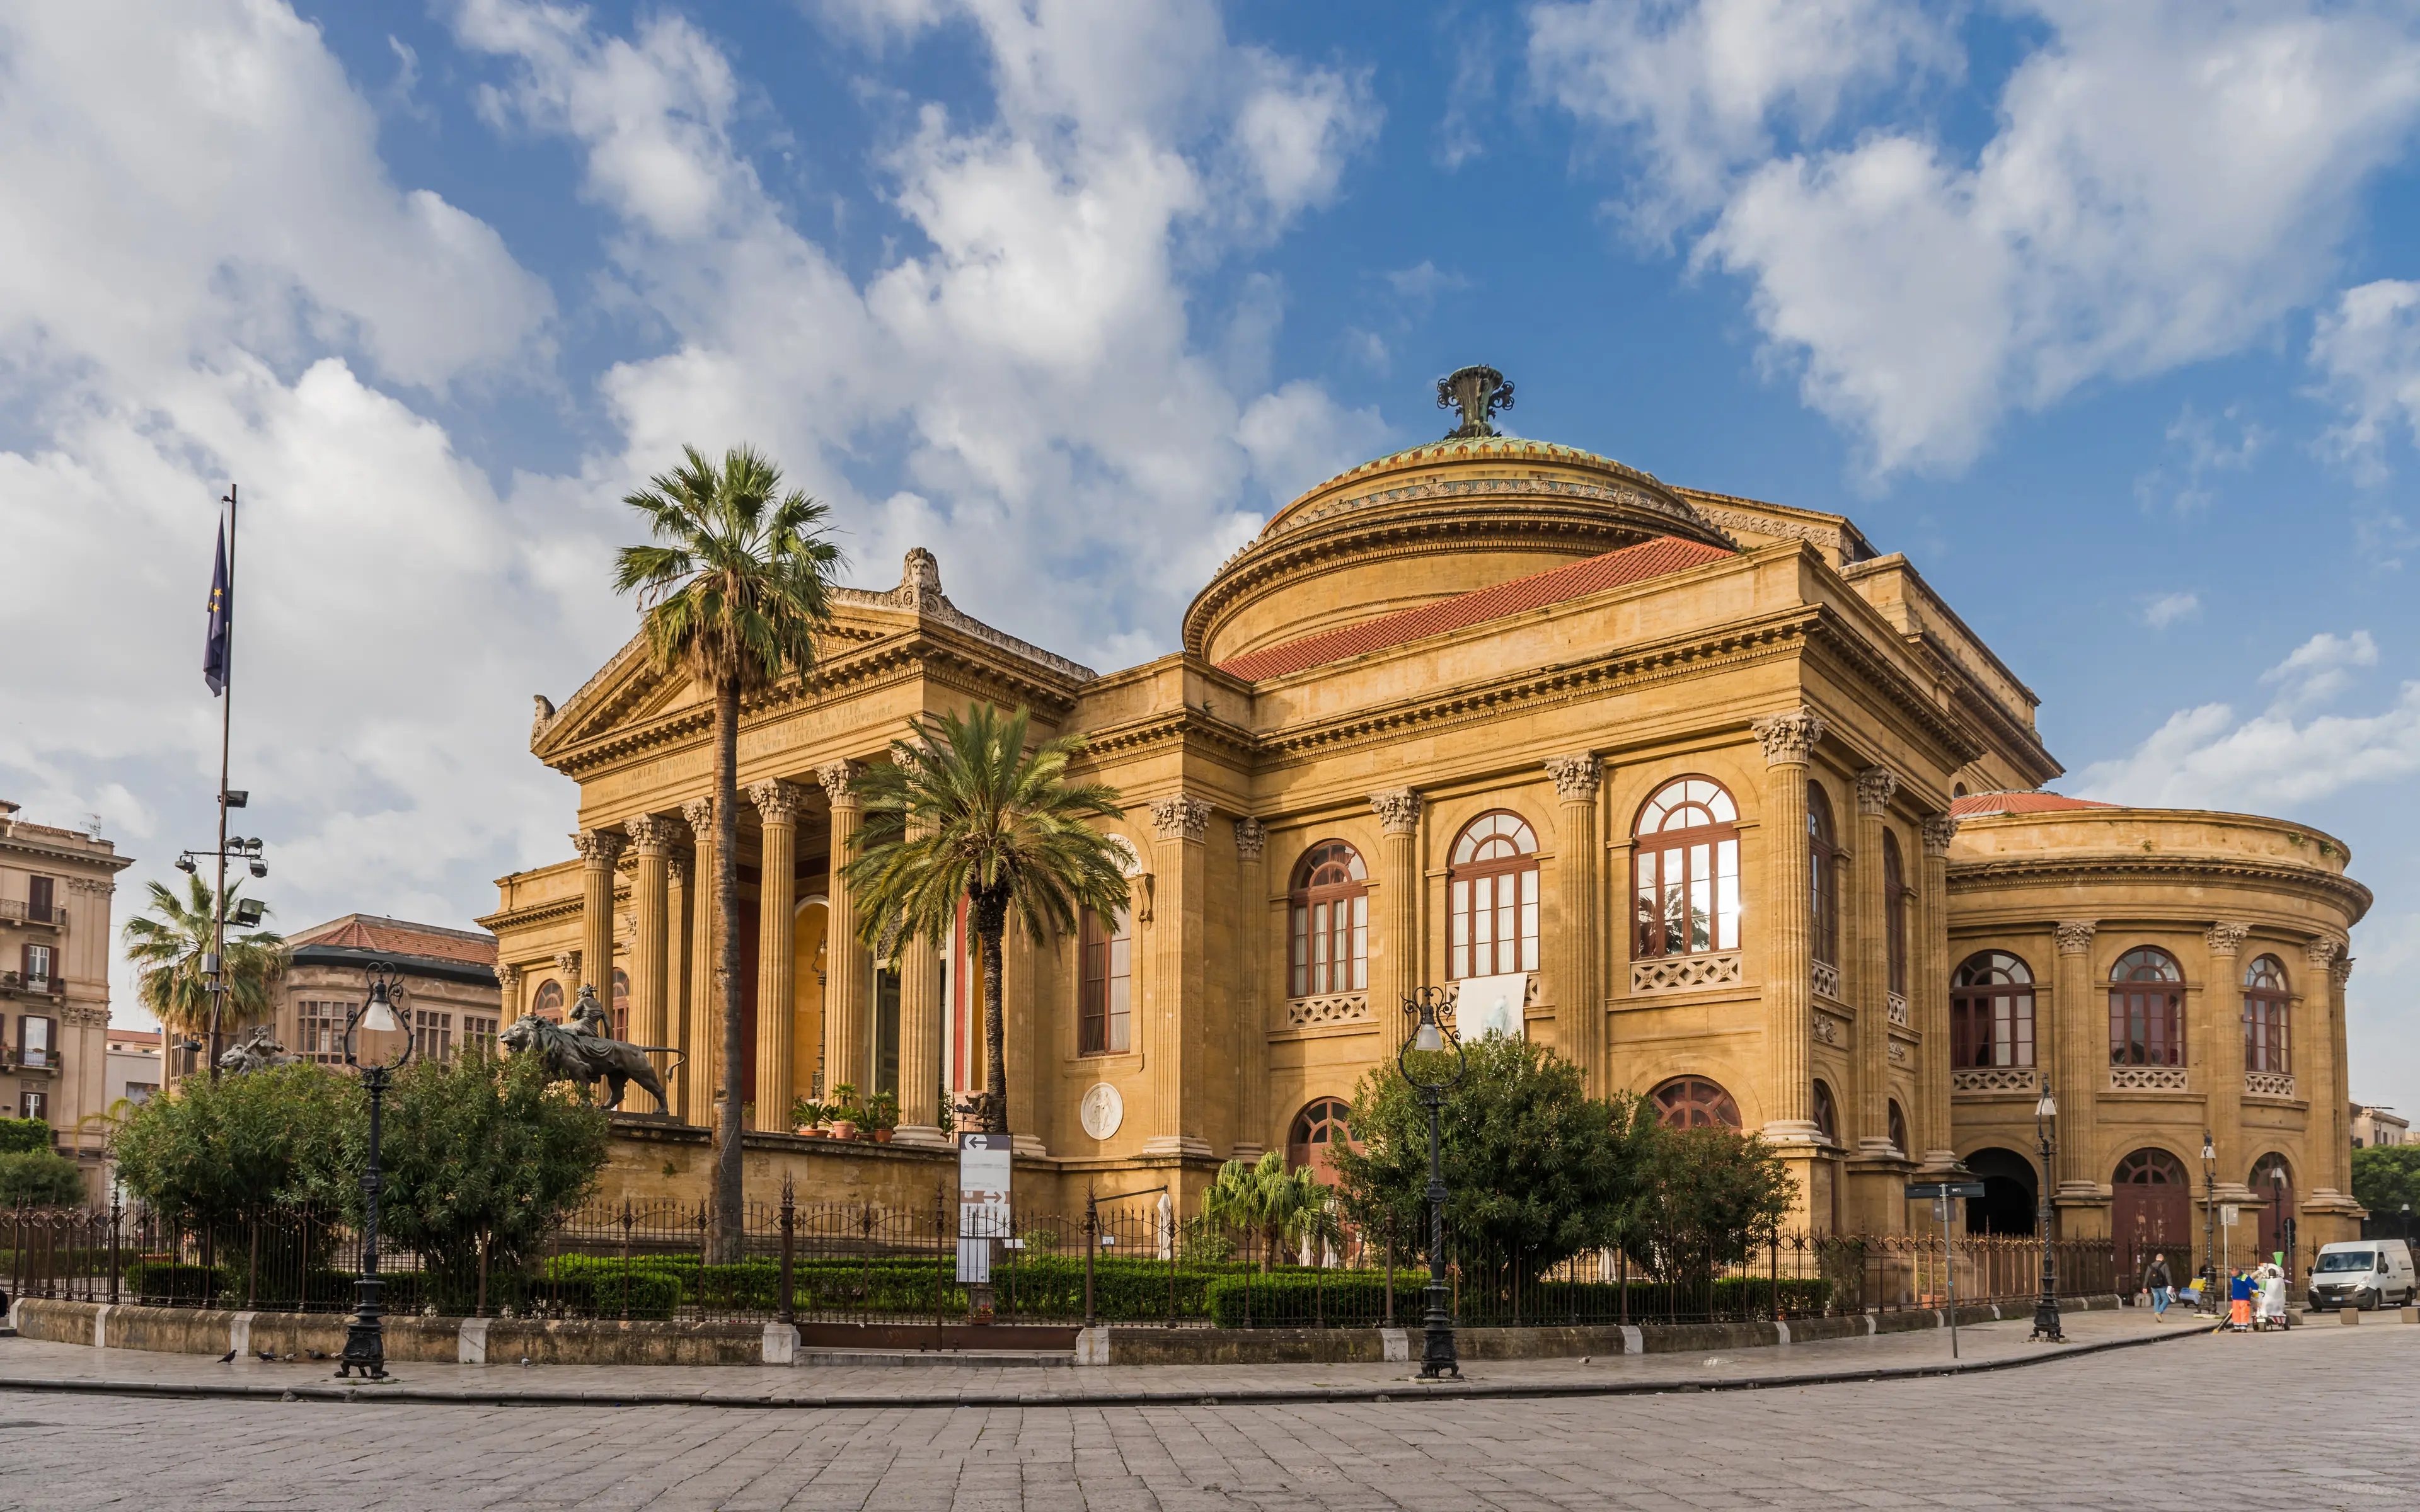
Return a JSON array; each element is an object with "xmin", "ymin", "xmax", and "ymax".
[
  {"xmin": 1949, "ymin": 791, "xmax": 2119, "ymax": 818},
  {"xmin": 289, "ymin": 915, "xmax": 497, "ymax": 966},
  {"xmin": 1216, "ymin": 536, "xmax": 1734, "ymax": 682}
]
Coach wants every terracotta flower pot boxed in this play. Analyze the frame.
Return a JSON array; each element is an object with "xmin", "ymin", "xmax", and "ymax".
[
  {"xmin": 831, "ymin": 1120, "xmax": 858, "ymax": 1140},
  {"xmin": 873, "ymin": 1127, "xmax": 894, "ymax": 1143}
]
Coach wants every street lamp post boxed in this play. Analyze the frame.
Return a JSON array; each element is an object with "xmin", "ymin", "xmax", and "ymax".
[
  {"xmin": 337, "ymin": 964, "xmax": 413, "ymax": 1380},
  {"xmin": 1398, "ymin": 987, "xmax": 1466, "ymax": 1381},
  {"xmin": 2274, "ymin": 1167, "xmax": 2295, "ymax": 1331},
  {"xmin": 173, "ymin": 838, "xmax": 267, "ymax": 1081},
  {"xmin": 2030, "ymin": 1080, "xmax": 2062, "ymax": 1343},
  {"xmin": 2200, "ymin": 1129, "xmax": 2218, "ymax": 1314}
]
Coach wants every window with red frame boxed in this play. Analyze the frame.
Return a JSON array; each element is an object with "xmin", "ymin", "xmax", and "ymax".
[
  {"xmin": 1079, "ymin": 908, "xmax": 1132, "ymax": 1055},
  {"xmin": 1632, "ymin": 777, "xmax": 1741, "ymax": 958},
  {"xmin": 1950, "ymin": 951, "xmax": 2035, "ymax": 1067},
  {"xmin": 2242, "ymin": 953, "xmax": 2291, "ymax": 1074},
  {"xmin": 1448, "ymin": 811, "xmax": 1538, "ymax": 979},
  {"xmin": 2109, "ymin": 948, "xmax": 2186, "ymax": 1067},
  {"xmin": 1288, "ymin": 840, "xmax": 1368, "ymax": 998}
]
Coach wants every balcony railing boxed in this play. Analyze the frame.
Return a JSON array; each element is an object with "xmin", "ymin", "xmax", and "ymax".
[
  {"xmin": 2109, "ymin": 1065, "xmax": 2189, "ymax": 1092},
  {"xmin": 0, "ymin": 970, "xmax": 58, "ymax": 994},
  {"xmin": 0, "ymin": 898, "xmax": 62, "ymax": 924},
  {"xmin": 1950, "ymin": 1066, "xmax": 2038, "ymax": 1096},
  {"xmin": 2244, "ymin": 1070, "xmax": 2296, "ymax": 1100}
]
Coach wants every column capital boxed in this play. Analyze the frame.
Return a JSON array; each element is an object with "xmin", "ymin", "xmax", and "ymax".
[
  {"xmin": 497, "ymin": 963, "xmax": 521, "ymax": 990},
  {"xmin": 553, "ymin": 949, "xmax": 581, "ymax": 976},
  {"xmin": 1854, "ymin": 765, "xmax": 1899, "ymax": 815},
  {"xmin": 2303, "ymin": 934, "xmax": 2346, "ymax": 970},
  {"xmin": 2332, "ymin": 954, "xmax": 2354, "ymax": 988},
  {"xmin": 2054, "ymin": 920, "xmax": 2097, "ymax": 956},
  {"xmin": 816, "ymin": 761, "xmax": 862, "ymax": 810},
  {"xmin": 2204, "ymin": 921, "xmax": 2251, "ymax": 956},
  {"xmin": 748, "ymin": 778, "xmax": 809, "ymax": 825},
  {"xmin": 1920, "ymin": 813, "xmax": 1959, "ymax": 857},
  {"xmin": 667, "ymin": 850, "xmax": 691, "ymax": 886},
  {"xmin": 1232, "ymin": 816, "xmax": 1268, "ymax": 861},
  {"xmin": 1369, "ymin": 788, "xmax": 1422, "ymax": 835},
  {"xmin": 626, "ymin": 813, "xmax": 681, "ymax": 857},
  {"xmin": 1544, "ymin": 753, "xmax": 1602, "ymax": 803},
  {"xmin": 1149, "ymin": 793, "xmax": 1213, "ymax": 843},
  {"xmin": 1751, "ymin": 708, "xmax": 1826, "ymax": 767},
  {"xmin": 679, "ymin": 797, "xmax": 714, "ymax": 834},
  {"xmin": 570, "ymin": 828, "xmax": 625, "ymax": 868}
]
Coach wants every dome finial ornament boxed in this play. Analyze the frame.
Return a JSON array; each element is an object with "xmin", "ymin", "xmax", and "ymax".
[{"xmin": 1437, "ymin": 364, "xmax": 1514, "ymax": 438}]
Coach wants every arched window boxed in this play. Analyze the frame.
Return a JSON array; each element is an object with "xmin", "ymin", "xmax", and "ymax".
[
  {"xmin": 610, "ymin": 967, "xmax": 631, "ymax": 1040},
  {"xmin": 531, "ymin": 980, "xmax": 564, "ymax": 1022},
  {"xmin": 1887, "ymin": 1099, "xmax": 1908, "ymax": 1155},
  {"xmin": 2244, "ymin": 954, "xmax": 2291, "ymax": 1075},
  {"xmin": 1812, "ymin": 1079, "xmax": 1840, "ymax": 1145},
  {"xmin": 1079, "ymin": 907, "xmax": 1132, "ymax": 1055},
  {"xmin": 1882, "ymin": 830, "xmax": 1908, "ymax": 999},
  {"xmin": 2109, "ymin": 948, "xmax": 2185, "ymax": 1067},
  {"xmin": 1632, "ymin": 777, "xmax": 1741, "ymax": 959},
  {"xmin": 1651, "ymin": 1076, "xmax": 1741, "ymax": 1130},
  {"xmin": 1288, "ymin": 840, "xmax": 1368, "ymax": 998},
  {"xmin": 1950, "ymin": 951, "xmax": 2036, "ymax": 1067},
  {"xmin": 1449, "ymin": 811, "xmax": 1538, "ymax": 980},
  {"xmin": 2116, "ymin": 1148, "xmax": 2187, "ymax": 1186},
  {"xmin": 1808, "ymin": 782, "xmax": 1841, "ymax": 971},
  {"xmin": 1286, "ymin": 1097, "xmax": 1354, "ymax": 1177}
]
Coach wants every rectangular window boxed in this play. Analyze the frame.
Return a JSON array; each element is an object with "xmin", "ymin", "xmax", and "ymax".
[
  {"xmin": 463, "ymin": 1016, "xmax": 498, "ymax": 1057},
  {"xmin": 296, "ymin": 1001, "xmax": 349, "ymax": 1064},
  {"xmin": 1635, "ymin": 841, "xmax": 1740, "ymax": 959},
  {"xmin": 21, "ymin": 1090, "xmax": 45, "ymax": 1121},
  {"xmin": 413, "ymin": 1009, "xmax": 454, "ymax": 1063},
  {"xmin": 1449, "ymin": 880, "xmax": 1470, "ymax": 980},
  {"xmin": 1079, "ymin": 909, "xmax": 1132, "ymax": 1055},
  {"xmin": 25, "ymin": 875, "xmax": 54, "ymax": 922},
  {"xmin": 2110, "ymin": 988, "xmax": 2184, "ymax": 1067},
  {"xmin": 2244, "ymin": 997, "xmax": 2290, "ymax": 1075},
  {"xmin": 19, "ymin": 1014, "xmax": 54, "ymax": 1069},
  {"xmin": 124, "ymin": 1082, "xmax": 158, "ymax": 1104},
  {"xmin": 873, "ymin": 968, "xmax": 901, "ymax": 1094},
  {"xmin": 1290, "ymin": 905, "xmax": 1310, "ymax": 997},
  {"xmin": 22, "ymin": 944, "xmax": 53, "ymax": 987}
]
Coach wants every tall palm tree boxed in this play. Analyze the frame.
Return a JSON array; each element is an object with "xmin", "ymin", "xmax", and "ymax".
[
  {"xmin": 613, "ymin": 444, "xmax": 841, "ymax": 1254},
  {"xmin": 120, "ymin": 876, "xmax": 285, "ymax": 1048},
  {"xmin": 844, "ymin": 704, "xmax": 1127, "ymax": 1135}
]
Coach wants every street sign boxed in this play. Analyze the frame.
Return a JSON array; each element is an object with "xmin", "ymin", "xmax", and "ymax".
[
  {"xmin": 959, "ymin": 1132, "xmax": 1013, "ymax": 1283},
  {"xmin": 1906, "ymin": 1181, "xmax": 1986, "ymax": 1200},
  {"xmin": 2221, "ymin": 1203, "xmax": 2240, "ymax": 1227}
]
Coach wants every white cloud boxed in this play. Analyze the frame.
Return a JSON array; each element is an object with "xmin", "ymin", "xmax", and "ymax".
[
  {"xmin": 1532, "ymin": 1, "xmax": 2420, "ymax": 476},
  {"xmin": 2140, "ymin": 592, "xmax": 2199, "ymax": 629},
  {"xmin": 2312, "ymin": 278, "xmax": 2420, "ymax": 484},
  {"xmin": 2134, "ymin": 403, "xmax": 2266, "ymax": 515},
  {"xmin": 2078, "ymin": 631, "xmax": 2416, "ymax": 810}
]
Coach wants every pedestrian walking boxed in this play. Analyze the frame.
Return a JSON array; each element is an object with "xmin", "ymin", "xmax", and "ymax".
[{"xmin": 2146, "ymin": 1254, "xmax": 2174, "ymax": 1319}]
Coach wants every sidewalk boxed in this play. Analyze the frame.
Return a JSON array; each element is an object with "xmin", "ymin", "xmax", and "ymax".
[{"xmin": 0, "ymin": 1306, "xmax": 2210, "ymax": 1408}]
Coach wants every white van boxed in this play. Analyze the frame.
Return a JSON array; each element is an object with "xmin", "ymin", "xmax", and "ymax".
[{"xmin": 2305, "ymin": 1239, "xmax": 2417, "ymax": 1312}]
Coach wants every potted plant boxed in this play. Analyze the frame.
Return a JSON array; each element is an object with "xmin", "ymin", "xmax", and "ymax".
[
  {"xmin": 827, "ymin": 1084, "xmax": 861, "ymax": 1141},
  {"xmin": 790, "ymin": 1096, "xmax": 829, "ymax": 1136},
  {"xmin": 865, "ymin": 1089, "xmax": 899, "ymax": 1143}
]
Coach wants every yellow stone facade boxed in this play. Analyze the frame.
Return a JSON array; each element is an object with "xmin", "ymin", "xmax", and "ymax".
[{"xmin": 481, "ymin": 417, "xmax": 2370, "ymax": 1261}]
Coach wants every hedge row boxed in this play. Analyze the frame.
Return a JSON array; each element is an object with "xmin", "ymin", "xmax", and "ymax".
[{"xmin": 1204, "ymin": 1273, "xmax": 1835, "ymax": 1329}]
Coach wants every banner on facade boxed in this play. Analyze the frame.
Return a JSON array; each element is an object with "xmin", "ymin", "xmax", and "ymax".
[
  {"xmin": 1456, "ymin": 973, "xmax": 1527, "ymax": 1040},
  {"xmin": 958, "ymin": 1131, "xmax": 1013, "ymax": 1283}
]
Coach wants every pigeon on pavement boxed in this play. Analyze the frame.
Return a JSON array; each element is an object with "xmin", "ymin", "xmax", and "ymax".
[{"xmin": 216, "ymin": 1349, "xmax": 237, "ymax": 1363}]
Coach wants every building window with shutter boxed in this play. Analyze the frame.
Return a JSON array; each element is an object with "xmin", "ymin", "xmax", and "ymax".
[
  {"xmin": 19, "ymin": 1015, "xmax": 55, "ymax": 1070},
  {"xmin": 21, "ymin": 944, "xmax": 53, "ymax": 988},
  {"xmin": 21, "ymin": 1090, "xmax": 46, "ymax": 1121},
  {"xmin": 25, "ymin": 874, "xmax": 54, "ymax": 922},
  {"xmin": 1079, "ymin": 908, "xmax": 1132, "ymax": 1055}
]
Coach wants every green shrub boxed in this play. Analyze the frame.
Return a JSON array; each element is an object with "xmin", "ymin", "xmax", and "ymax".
[
  {"xmin": 1206, "ymin": 1271, "xmax": 1407, "ymax": 1327},
  {"xmin": 122, "ymin": 1261, "xmax": 227, "ymax": 1305},
  {"xmin": 0, "ymin": 1149, "xmax": 87, "ymax": 1206},
  {"xmin": 1201, "ymin": 1271, "xmax": 1835, "ymax": 1328},
  {"xmin": 0, "ymin": 1118, "xmax": 55, "ymax": 1157}
]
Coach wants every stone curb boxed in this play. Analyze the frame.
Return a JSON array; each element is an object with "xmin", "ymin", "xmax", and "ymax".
[{"xmin": 0, "ymin": 1321, "xmax": 2203, "ymax": 1411}]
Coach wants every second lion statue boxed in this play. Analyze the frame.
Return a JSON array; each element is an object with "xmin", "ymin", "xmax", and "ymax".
[{"xmin": 499, "ymin": 985, "xmax": 672, "ymax": 1114}]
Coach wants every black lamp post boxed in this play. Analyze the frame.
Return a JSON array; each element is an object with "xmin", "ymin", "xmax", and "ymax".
[
  {"xmin": 2029, "ymin": 1079, "xmax": 2061, "ymax": 1342},
  {"xmin": 1398, "ymin": 987, "xmax": 1466, "ymax": 1380},
  {"xmin": 2274, "ymin": 1167, "xmax": 2295, "ymax": 1331},
  {"xmin": 337, "ymin": 963, "xmax": 413, "ymax": 1380},
  {"xmin": 173, "ymin": 837, "xmax": 267, "ymax": 1081},
  {"xmin": 2200, "ymin": 1128, "xmax": 2218, "ymax": 1313}
]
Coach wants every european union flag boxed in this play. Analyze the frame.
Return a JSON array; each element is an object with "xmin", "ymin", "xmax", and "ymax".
[{"xmin": 203, "ymin": 521, "xmax": 231, "ymax": 696}]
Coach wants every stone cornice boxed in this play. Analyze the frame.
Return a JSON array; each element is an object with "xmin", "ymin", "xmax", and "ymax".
[
  {"xmin": 1949, "ymin": 854, "xmax": 2373, "ymax": 921},
  {"xmin": 1908, "ymin": 627, "xmax": 2063, "ymax": 788},
  {"xmin": 0, "ymin": 831, "xmax": 134, "ymax": 874},
  {"xmin": 1065, "ymin": 702, "xmax": 1259, "ymax": 769},
  {"xmin": 1796, "ymin": 609, "xmax": 1987, "ymax": 772}
]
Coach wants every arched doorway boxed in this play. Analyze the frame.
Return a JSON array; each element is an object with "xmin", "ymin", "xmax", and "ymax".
[
  {"xmin": 1287, "ymin": 1097, "xmax": 1354, "ymax": 1181},
  {"xmin": 2250, "ymin": 1153, "xmax": 2294, "ymax": 1261},
  {"xmin": 1962, "ymin": 1147, "xmax": 2039, "ymax": 1235},
  {"xmin": 2112, "ymin": 1148, "xmax": 2192, "ymax": 1283}
]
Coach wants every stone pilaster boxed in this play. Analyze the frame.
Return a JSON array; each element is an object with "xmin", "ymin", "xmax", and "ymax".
[
  {"xmin": 2053, "ymin": 920, "xmax": 2100, "ymax": 1212},
  {"xmin": 679, "ymin": 798, "xmax": 718, "ymax": 1125},
  {"xmin": 1142, "ymin": 794, "xmax": 1213, "ymax": 1157},
  {"xmin": 1916, "ymin": 815, "xmax": 1958, "ymax": 1171},
  {"xmin": 1231, "ymin": 816, "xmax": 1270, "ymax": 1160},
  {"xmin": 496, "ymin": 963, "xmax": 522, "ymax": 1028},
  {"xmin": 2331, "ymin": 952, "xmax": 2354, "ymax": 1198},
  {"xmin": 1852, "ymin": 767, "xmax": 1898, "ymax": 1159},
  {"xmin": 571, "ymin": 828, "xmax": 625, "ymax": 1024},
  {"xmin": 1751, "ymin": 709, "xmax": 1824, "ymax": 1143},
  {"xmin": 749, "ymin": 780, "xmax": 806, "ymax": 1132},
  {"xmin": 1545, "ymin": 754, "xmax": 1603, "ymax": 1084},
  {"xmin": 816, "ymin": 764, "xmax": 867, "ymax": 1107},
  {"xmin": 666, "ymin": 849, "xmax": 692, "ymax": 1110},
  {"xmin": 553, "ymin": 949, "xmax": 582, "ymax": 1000},
  {"xmin": 894, "ymin": 811, "xmax": 947, "ymax": 1148},
  {"xmin": 2204, "ymin": 922, "xmax": 2250, "ymax": 1190},
  {"xmin": 1369, "ymin": 789, "xmax": 1422, "ymax": 1046},
  {"xmin": 2303, "ymin": 937, "xmax": 2351, "ymax": 1202},
  {"xmin": 627, "ymin": 814, "xmax": 678, "ymax": 1070}
]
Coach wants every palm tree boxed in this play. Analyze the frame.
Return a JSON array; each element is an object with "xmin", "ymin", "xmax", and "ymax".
[
  {"xmin": 843, "ymin": 704, "xmax": 1127, "ymax": 1135},
  {"xmin": 1201, "ymin": 1150, "xmax": 1334, "ymax": 1271},
  {"xmin": 120, "ymin": 876, "xmax": 285, "ymax": 1052},
  {"xmin": 613, "ymin": 444, "xmax": 842, "ymax": 1255}
]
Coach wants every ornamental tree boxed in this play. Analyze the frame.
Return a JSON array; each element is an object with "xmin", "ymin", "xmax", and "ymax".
[{"xmin": 109, "ymin": 1062, "xmax": 355, "ymax": 1227}]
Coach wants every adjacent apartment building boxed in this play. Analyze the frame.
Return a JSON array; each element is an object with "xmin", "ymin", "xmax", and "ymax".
[
  {"xmin": 274, "ymin": 915, "xmax": 502, "ymax": 1067},
  {"xmin": 0, "ymin": 800, "xmax": 132, "ymax": 1196}
]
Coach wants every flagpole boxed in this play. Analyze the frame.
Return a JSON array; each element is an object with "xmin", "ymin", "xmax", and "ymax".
[{"xmin": 209, "ymin": 483, "xmax": 236, "ymax": 1081}]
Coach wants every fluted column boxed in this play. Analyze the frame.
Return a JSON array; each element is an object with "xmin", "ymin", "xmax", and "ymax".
[
  {"xmin": 627, "ymin": 815, "xmax": 677, "ymax": 1063},
  {"xmin": 1231, "ymin": 818, "xmax": 1270, "ymax": 1159},
  {"xmin": 816, "ymin": 763, "xmax": 867, "ymax": 1106},
  {"xmin": 1917, "ymin": 815, "xmax": 1958, "ymax": 1170},
  {"xmin": 496, "ymin": 964, "xmax": 522, "ymax": 1028},
  {"xmin": 894, "ymin": 812, "xmax": 947, "ymax": 1148},
  {"xmin": 750, "ymin": 780, "xmax": 805, "ymax": 1132},
  {"xmin": 1852, "ymin": 767, "xmax": 1897, "ymax": 1156},
  {"xmin": 2303, "ymin": 938, "xmax": 2352, "ymax": 1201},
  {"xmin": 1545, "ymin": 755, "xmax": 1603, "ymax": 1085},
  {"xmin": 680, "ymin": 798, "xmax": 718, "ymax": 1125},
  {"xmin": 2053, "ymin": 920, "xmax": 2099, "ymax": 1211},
  {"xmin": 666, "ymin": 850, "xmax": 691, "ymax": 1102},
  {"xmin": 1369, "ymin": 789, "xmax": 1422, "ymax": 1044},
  {"xmin": 2331, "ymin": 953, "xmax": 2354, "ymax": 1197},
  {"xmin": 2204, "ymin": 922, "xmax": 2250, "ymax": 1190},
  {"xmin": 1752, "ymin": 710, "xmax": 1824, "ymax": 1142},
  {"xmin": 572, "ymin": 829, "xmax": 625, "ymax": 1021},
  {"xmin": 1143, "ymin": 794, "xmax": 1213, "ymax": 1157}
]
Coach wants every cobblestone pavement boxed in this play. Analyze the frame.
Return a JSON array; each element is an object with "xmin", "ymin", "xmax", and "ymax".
[
  {"xmin": 0, "ymin": 1315, "xmax": 2409, "ymax": 1509},
  {"xmin": 0, "ymin": 1308, "xmax": 2178, "ymax": 1406}
]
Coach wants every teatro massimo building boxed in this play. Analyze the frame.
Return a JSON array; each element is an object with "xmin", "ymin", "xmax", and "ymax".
[{"xmin": 482, "ymin": 369, "xmax": 2370, "ymax": 1258}]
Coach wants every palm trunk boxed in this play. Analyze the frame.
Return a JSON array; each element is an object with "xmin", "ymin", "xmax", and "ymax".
[
  {"xmin": 713, "ymin": 679, "xmax": 746, "ymax": 1262},
  {"xmin": 972, "ymin": 889, "xmax": 1009, "ymax": 1136}
]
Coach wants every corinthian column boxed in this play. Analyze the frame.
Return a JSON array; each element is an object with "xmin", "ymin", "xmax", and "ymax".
[
  {"xmin": 2053, "ymin": 920, "xmax": 2100, "ymax": 1210},
  {"xmin": 2304, "ymin": 937, "xmax": 2352, "ymax": 1200},
  {"xmin": 1752, "ymin": 709, "xmax": 1824, "ymax": 1142},
  {"xmin": 750, "ymin": 780, "xmax": 806, "ymax": 1132},
  {"xmin": 497, "ymin": 963, "xmax": 522, "ymax": 1027},
  {"xmin": 1369, "ymin": 789, "xmax": 1422, "ymax": 1044},
  {"xmin": 1852, "ymin": 766, "xmax": 1898, "ymax": 1157},
  {"xmin": 627, "ymin": 815, "xmax": 677, "ymax": 1069},
  {"xmin": 1231, "ymin": 817, "xmax": 1270, "ymax": 1159},
  {"xmin": 2204, "ymin": 922, "xmax": 2250, "ymax": 1188},
  {"xmin": 571, "ymin": 828, "xmax": 625, "ymax": 1025},
  {"xmin": 1545, "ymin": 755, "xmax": 1603, "ymax": 1084},
  {"xmin": 2331, "ymin": 952, "xmax": 2354, "ymax": 1198},
  {"xmin": 816, "ymin": 763, "xmax": 867, "ymax": 1105},
  {"xmin": 1143, "ymin": 793, "xmax": 1213, "ymax": 1156},
  {"xmin": 1917, "ymin": 815, "xmax": 1958, "ymax": 1171},
  {"xmin": 894, "ymin": 811, "xmax": 947, "ymax": 1148},
  {"xmin": 680, "ymin": 798, "xmax": 718, "ymax": 1124}
]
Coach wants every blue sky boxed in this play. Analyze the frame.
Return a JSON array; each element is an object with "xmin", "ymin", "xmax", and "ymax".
[{"xmin": 3, "ymin": 0, "xmax": 2417, "ymax": 1114}]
